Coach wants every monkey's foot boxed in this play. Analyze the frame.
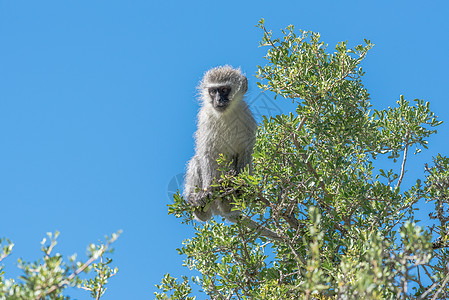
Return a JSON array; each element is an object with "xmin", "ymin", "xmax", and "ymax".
[{"xmin": 192, "ymin": 201, "xmax": 212, "ymax": 221}]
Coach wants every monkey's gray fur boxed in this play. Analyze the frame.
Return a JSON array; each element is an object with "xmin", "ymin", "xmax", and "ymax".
[{"xmin": 184, "ymin": 66, "xmax": 257, "ymax": 222}]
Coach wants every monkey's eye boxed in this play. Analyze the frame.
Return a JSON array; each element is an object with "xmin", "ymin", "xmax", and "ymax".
[
  {"xmin": 221, "ymin": 87, "xmax": 229, "ymax": 94},
  {"xmin": 209, "ymin": 88, "xmax": 217, "ymax": 95}
]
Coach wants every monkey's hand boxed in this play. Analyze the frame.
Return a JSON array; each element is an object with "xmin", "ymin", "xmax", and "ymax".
[
  {"xmin": 188, "ymin": 188, "xmax": 213, "ymax": 208},
  {"xmin": 188, "ymin": 189, "xmax": 214, "ymax": 221}
]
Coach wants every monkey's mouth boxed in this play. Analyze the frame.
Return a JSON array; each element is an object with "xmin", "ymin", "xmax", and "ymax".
[{"xmin": 214, "ymin": 102, "xmax": 229, "ymax": 111}]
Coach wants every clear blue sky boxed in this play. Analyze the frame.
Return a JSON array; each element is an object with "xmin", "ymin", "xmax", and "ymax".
[{"xmin": 0, "ymin": 1, "xmax": 448, "ymax": 299}]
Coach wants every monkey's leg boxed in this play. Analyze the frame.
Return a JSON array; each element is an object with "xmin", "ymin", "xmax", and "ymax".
[{"xmin": 193, "ymin": 207, "xmax": 212, "ymax": 222}]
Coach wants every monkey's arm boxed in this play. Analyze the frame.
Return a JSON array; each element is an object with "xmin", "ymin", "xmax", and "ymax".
[
  {"xmin": 184, "ymin": 156, "xmax": 214, "ymax": 221},
  {"xmin": 184, "ymin": 156, "xmax": 205, "ymax": 205}
]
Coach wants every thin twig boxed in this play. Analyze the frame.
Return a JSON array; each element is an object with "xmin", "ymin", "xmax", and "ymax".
[
  {"xmin": 430, "ymin": 271, "xmax": 449, "ymax": 300},
  {"xmin": 0, "ymin": 247, "xmax": 12, "ymax": 263},
  {"xmin": 41, "ymin": 235, "xmax": 118, "ymax": 298},
  {"xmin": 396, "ymin": 133, "xmax": 410, "ymax": 190},
  {"xmin": 260, "ymin": 23, "xmax": 278, "ymax": 51},
  {"xmin": 257, "ymin": 192, "xmax": 299, "ymax": 230}
]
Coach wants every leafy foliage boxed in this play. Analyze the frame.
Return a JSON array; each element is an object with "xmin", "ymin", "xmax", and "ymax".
[
  {"xmin": 0, "ymin": 231, "xmax": 120, "ymax": 300},
  {"xmin": 161, "ymin": 19, "xmax": 449, "ymax": 299}
]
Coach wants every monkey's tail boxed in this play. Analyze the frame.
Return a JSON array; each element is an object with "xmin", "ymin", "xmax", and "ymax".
[{"xmin": 237, "ymin": 216, "xmax": 282, "ymax": 242}]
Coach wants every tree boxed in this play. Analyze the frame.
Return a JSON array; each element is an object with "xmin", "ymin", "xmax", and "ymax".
[
  {"xmin": 0, "ymin": 231, "xmax": 120, "ymax": 300},
  {"xmin": 157, "ymin": 19, "xmax": 449, "ymax": 299}
]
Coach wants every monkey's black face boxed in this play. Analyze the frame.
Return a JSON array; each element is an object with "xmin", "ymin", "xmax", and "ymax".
[{"xmin": 209, "ymin": 86, "xmax": 231, "ymax": 112}]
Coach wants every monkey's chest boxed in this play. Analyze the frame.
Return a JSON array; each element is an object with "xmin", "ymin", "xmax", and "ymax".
[{"xmin": 206, "ymin": 121, "xmax": 253, "ymax": 155}]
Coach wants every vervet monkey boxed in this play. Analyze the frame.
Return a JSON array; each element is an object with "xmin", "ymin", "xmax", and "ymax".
[{"xmin": 184, "ymin": 66, "xmax": 257, "ymax": 221}]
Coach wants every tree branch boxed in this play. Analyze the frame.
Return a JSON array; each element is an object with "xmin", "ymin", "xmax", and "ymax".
[
  {"xmin": 432, "ymin": 237, "xmax": 449, "ymax": 249},
  {"xmin": 396, "ymin": 133, "xmax": 410, "ymax": 191},
  {"xmin": 431, "ymin": 270, "xmax": 449, "ymax": 300},
  {"xmin": 257, "ymin": 192, "xmax": 300, "ymax": 230},
  {"xmin": 41, "ymin": 233, "xmax": 119, "ymax": 298}
]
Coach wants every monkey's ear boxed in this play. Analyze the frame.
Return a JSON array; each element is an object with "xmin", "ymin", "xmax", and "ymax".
[{"xmin": 242, "ymin": 77, "xmax": 248, "ymax": 93}]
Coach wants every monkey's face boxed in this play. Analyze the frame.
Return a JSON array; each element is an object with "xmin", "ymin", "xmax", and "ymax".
[{"xmin": 208, "ymin": 86, "xmax": 231, "ymax": 112}]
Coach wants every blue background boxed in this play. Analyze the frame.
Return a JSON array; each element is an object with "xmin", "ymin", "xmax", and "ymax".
[{"xmin": 0, "ymin": 1, "xmax": 448, "ymax": 299}]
